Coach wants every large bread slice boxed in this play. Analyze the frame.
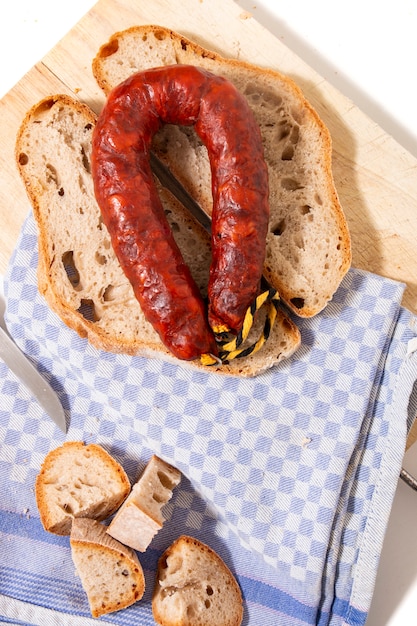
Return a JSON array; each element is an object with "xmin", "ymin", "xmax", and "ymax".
[
  {"xmin": 93, "ymin": 24, "xmax": 351, "ymax": 319},
  {"xmin": 152, "ymin": 535, "xmax": 243, "ymax": 626},
  {"xmin": 107, "ymin": 454, "xmax": 181, "ymax": 552},
  {"xmin": 15, "ymin": 94, "xmax": 301, "ymax": 376},
  {"xmin": 35, "ymin": 441, "xmax": 130, "ymax": 535},
  {"xmin": 70, "ymin": 518, "xmax": 145, "ymax": 617}
]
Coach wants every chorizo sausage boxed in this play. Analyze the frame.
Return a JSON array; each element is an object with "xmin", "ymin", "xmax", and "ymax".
[{"xmin": 91, "ymin": 64, "xmax": 269, "ymax": 361}]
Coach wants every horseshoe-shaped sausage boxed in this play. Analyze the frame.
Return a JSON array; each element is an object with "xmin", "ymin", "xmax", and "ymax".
[{"xmin": 92, "ymin": 65, "xmax": 269, "ymax": 361}]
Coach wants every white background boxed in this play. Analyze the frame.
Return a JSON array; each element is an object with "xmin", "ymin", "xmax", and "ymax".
[
  {"xmin": 2, "ymin": 1, "xmax": 417, "ymax": 159},
  {"xmin": 1, "ymin": 2, "xmax": 417, "ymax": 624}
]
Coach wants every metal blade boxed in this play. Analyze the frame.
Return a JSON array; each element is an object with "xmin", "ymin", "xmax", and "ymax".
[
  {"xmin": 0, "ymin": 324, "xmax": 67, "ymax": 433},
  {"xmin": 150, "ymin": 152, "xmax": 213, "ymax": 233}
]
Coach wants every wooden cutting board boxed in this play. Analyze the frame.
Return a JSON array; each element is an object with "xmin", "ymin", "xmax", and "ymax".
[{"xmin": 1, "ymin": 0, "xmax": 416, "ymax": 445}]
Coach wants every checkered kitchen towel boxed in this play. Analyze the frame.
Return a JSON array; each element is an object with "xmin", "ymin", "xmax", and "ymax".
[{"xmin": 1, "ymin": 212, "xmax": 417, "ymax": 626}]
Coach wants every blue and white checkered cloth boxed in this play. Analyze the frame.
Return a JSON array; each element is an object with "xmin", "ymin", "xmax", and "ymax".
[{"xmin": 1, "ymin": 212, "xmax": 417, "ymax": 625}]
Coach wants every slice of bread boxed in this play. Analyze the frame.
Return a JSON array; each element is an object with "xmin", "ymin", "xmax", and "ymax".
[
  {"xmin": 92, "ymin": 24, "xmax": 351, "ymax": 319},
  {"xmin": 15, "ymin": 94, "xmax": 301, "ymax": 376},
  {"xmin": 35, "ymin": 441, "xmax": 130, "ymax": 535},
  {"xmin": 152, "ymin": 535, "xmax": 243, "ymax": 626},
  {"xmin": 107, "ymin": 454, "xmax": 181, "ymax": 552},
  {"xmin": 70, "ymin": 518, "xmax": 145, "ymax": 617}
]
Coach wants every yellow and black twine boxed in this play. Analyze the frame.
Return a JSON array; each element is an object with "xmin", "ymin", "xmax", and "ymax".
[{"xmin": 201, "ymin": 287, "xmax": 280, "ymax": 366}]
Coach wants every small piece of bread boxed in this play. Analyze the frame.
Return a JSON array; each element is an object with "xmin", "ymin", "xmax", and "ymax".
[
  {"xmin": 35, "ymin": 441, "xmax": 130, "ymax": 535},
  {"xmin": 152, "ymin": 535, "xmax": 243, "ymax": 626},
  {"xmin": 93, "ymin": 24, "xmax": 351, "ymax": 319},
  {"xmin": 107, "ymin": 454, "xmax": 181, "ymax": 552},
  {"xmin": 15, "ymin": 94, "xmax": 301, "ymax": 376},
  {"xmin": 70, "ymin": 518, "xmax": 145, "ymax": 617}
]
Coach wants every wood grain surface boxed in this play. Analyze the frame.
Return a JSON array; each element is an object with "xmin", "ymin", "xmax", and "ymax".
[{"xmin": 0, "ymin": 0, "xmax": 416, "ymax": 445}]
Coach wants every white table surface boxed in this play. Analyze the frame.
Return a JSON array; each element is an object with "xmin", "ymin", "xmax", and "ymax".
[{"xmin": 1, "ymin": 2, "xmax": 417, "ymax": 624}]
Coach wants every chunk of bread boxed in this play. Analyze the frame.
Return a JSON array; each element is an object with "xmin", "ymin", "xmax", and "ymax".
[
  {"xmin": 15, "ymin": 93, "xmax": 301, "ymax": 376},
  {"xmin": 152, "ymin": 535, "xmax": 243, "ymax": 626},
  {"xmin": 35, "ymin": 441, "xmax": 130, "ymax": 535},
  {"xmin": 93, "ymin": 24, "xmax": 351, "ymax": 319},
  {"xmin": 107, "ymin": 454, "xmax": 181, "ymax": 552},
  {"xmin": 70, "ymin": 518, "xmax": 145, "ymax": 617}
]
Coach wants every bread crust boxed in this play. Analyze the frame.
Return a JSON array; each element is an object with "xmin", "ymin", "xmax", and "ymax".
[
  {"xmin": 152, "ymin": 535, "xmax": 243, "ymax": 626},
  {"xmin": 107, "ymin": 454, "xmax": 181, "ymax": 551},
  {"xmin": 70, "ymin": 518, "xmax": 145, "ymax": 617},
  {"xmin": 35, "ymin": 441, "xmax": 130, "ymax": 534}
]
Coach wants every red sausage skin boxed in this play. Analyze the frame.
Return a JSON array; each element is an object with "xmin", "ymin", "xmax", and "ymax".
[{"xmin": 92, "ymin": 65, "xmax": 269, "ymax": 360}]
